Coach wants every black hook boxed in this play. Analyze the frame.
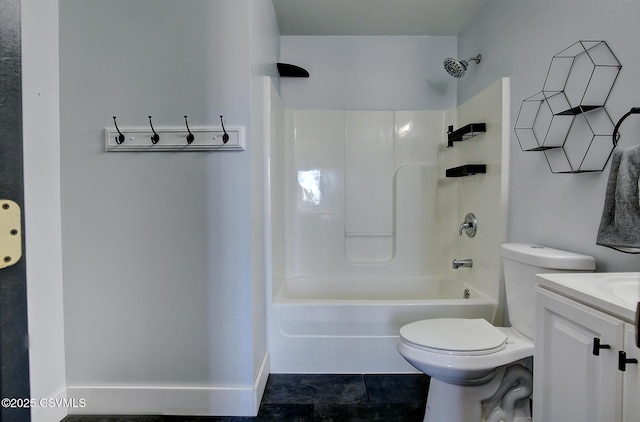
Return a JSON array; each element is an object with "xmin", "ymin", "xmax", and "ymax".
[
  {"xmin": 184, "ymin": 116, "xmax": 195, "ymax": 145},
  {"xmin": 220, "ymin": 115, "xmax": 229, "ymax": 144},
  {"xmin": 149, "ymin": 116, "xmax": 160, "ymax": 144},
  {"xmin": 113, "ymin": 116, "xmax": 125, "ymax": 144}
]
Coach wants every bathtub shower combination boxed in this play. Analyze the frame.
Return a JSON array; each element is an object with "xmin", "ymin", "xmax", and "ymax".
[
  {"xmin": 264, "ymin": 77, "xmax": 510, "ymax": 373},
  {"xmin": 272, "ymin": 276, "xmax": 497, "ymax": 372}
]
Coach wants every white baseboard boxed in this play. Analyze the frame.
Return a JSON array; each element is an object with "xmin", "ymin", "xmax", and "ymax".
[
  {"xmin": 66, "ymin": 351, "xmax": 270, "ymax": 417},
  {"xmin": 30, "ymin": 387, "xmax": 69, "ymax": 422},
  {"xmin": 252, "ymin": 349, "xmax": 270, "ymax": 415}
]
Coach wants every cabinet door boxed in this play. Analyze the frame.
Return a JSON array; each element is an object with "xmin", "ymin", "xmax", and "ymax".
[
  {"xmin": 623, "ymin": 322, "xmax": 640, "ymax": 421},
  {"xmin": 535, "ymin": 287, "xmax": 624, "ymax": 422}
]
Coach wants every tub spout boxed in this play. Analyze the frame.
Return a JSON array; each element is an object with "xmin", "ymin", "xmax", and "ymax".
[{"xmin": 452, "ymin": 258, "xmax": 473, "ymax": 269}]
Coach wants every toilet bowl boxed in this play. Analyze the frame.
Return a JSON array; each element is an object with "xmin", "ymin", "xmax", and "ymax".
[
  {"xmin": 397, "ymin": 243, "xmax": 596, "ymax": 422},
  {"xmin": 398, "ymin": 319, "xmax": 534, "ymax": 421},
  {"xmin": 398, "ymin": 319, "xmax": 533, "ymax": 385}
]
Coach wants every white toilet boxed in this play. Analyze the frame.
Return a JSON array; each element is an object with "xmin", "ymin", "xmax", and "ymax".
[{"xmin": 397, "ymin": 243, "xmax": 595, "ymax": 422}]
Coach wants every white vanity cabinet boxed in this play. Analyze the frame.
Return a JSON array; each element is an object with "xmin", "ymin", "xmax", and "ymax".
[{"xmin": 534, "ymin": 284, "xmax": 640, "ymax": 422}]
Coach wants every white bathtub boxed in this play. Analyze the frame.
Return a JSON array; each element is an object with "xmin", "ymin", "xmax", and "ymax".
[{"xmin": 268, "ymin": 276, "xmax": 498, "ymax": 373}]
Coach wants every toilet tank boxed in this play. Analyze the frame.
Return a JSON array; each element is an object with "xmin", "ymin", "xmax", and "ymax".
[{"xmin": 501, "ymin": 243, "xmax": 595, "ymax": 340}]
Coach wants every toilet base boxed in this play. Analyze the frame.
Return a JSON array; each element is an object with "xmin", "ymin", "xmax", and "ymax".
[{"xmin": 424, "ymin": 365, "xmax": 532, "ymax": 422}]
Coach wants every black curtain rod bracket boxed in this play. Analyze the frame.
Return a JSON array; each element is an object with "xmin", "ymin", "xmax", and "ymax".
[{"xmin": 277, "ymin": 63, "xmax": 309, "ymax": 78}]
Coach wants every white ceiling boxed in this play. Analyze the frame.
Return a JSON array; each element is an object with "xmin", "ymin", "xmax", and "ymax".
[{"xmin": 271, "ymin": 0, "xmax": 491, "ymax": 36}]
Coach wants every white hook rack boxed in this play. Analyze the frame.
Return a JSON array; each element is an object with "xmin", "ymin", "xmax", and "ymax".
[{"xmin": 104, "ymin": 125, "xmax": 244, "ymax": 152}]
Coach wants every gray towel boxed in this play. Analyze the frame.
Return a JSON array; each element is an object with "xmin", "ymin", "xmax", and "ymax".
[{"xmin": 596, "ymin": 144, "xmax": 640, "ymax": 253}]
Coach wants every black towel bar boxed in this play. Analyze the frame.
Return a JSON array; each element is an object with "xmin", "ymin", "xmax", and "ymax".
[{"xmin": 612, "ymin": 107, "xmax": 640, "ymax": 146}]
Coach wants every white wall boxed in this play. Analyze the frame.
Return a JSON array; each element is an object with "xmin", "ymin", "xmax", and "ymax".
[
  {"xmin": 249, "ymin": 0, "xmax": 280, "ymax": 395},
  {"xmin": 459, "ymin": 0, "xmax": 640, "ymax": 271},
  {"xmin": 280, "ymin": 35, "xmax": 457, "ymax": 110},
  {"xmin": 22, "ymin": 0, "xmax": 67, "ymax": 421},
  {"xmin": 58, "ymin": 0, "xmax": 278, "ymax": 415},
  {"xmin": 264, "ymin": 77, "xmax": 286, "ymax": 357}
]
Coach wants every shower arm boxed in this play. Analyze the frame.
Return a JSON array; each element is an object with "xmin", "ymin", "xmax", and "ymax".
[{"xmin": 466, "ymin": 54, "xmax": 482, "ymax": 64}]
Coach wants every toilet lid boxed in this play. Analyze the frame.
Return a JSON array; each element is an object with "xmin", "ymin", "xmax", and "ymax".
[{"xmin": 400, "ymin": 318, "xmax": 507, "ymax": 356}]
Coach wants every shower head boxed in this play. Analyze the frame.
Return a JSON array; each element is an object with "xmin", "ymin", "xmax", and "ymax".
[{"xmin": 443, "ymin": 54, "xmax": 482, "ymax": 78}]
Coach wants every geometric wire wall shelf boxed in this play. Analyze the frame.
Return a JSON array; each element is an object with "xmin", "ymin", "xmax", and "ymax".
[
  {"xmin": 515, "ymin": 91, "xmax": 573, "ymax": 151},
  {"xmin": 543, "ymin": 41, "xmax": 621, "ymax": 115},
  {"xmin": 514, "ymin": 40, "xmax": 622, "ymax": 173},
  {"xmin": 543, "ymin": 108, "xmax": 616, "ymax": 173}
]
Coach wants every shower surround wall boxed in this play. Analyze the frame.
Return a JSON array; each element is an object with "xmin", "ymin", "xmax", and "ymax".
[
  {"xmin": 285, "ymin": 109, "xmax": 446, "ymax": 276},
  {"xmin": 267, "ymin": 78, "xmax": 509, "ymax": 373},
  {"xmin": 447, "ymin": 78, "xmax": 511, "ymax": 315}
]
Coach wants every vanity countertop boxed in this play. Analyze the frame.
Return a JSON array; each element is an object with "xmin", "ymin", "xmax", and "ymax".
[{"xmin": 536, "ymin": 272, "xmax": 639, "ymax": 323}]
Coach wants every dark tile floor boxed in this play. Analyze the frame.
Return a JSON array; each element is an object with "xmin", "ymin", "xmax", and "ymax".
[{"xmin": 61, "ymin": 373, "xmax": 429, "ymax": 422}]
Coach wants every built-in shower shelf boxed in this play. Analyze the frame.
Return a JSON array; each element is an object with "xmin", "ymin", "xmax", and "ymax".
[
  {"xmin": 447, "ymin": 123, "xmax": 486, "ymax": 147},
  {"xmin": 445, "ymin": 164, "xmax": 487, "ymax": 178}
]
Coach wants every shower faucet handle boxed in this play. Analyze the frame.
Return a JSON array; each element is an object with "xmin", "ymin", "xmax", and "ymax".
[
  {"xmin": 459, "ymin": 222, "xmax": 473, "ymax": 235},
  {"xmin": 459, "ymin": 213, "xmax": 477, "ymax": 237}
]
